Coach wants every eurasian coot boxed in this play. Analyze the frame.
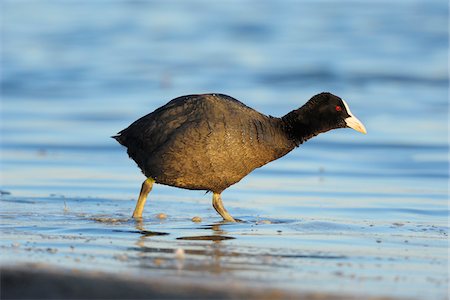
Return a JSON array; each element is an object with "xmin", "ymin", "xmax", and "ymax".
[{"xmin": 114, "ymin": 92, "xmax": 366, "ymax": 222}]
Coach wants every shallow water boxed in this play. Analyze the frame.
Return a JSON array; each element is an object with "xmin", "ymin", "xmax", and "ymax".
[{"xmin": 1, "ymin": 1, "xmax": 448, "ymax": 299}]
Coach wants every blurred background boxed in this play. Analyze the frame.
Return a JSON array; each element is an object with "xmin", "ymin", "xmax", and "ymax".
[
  {"xmin": 1, "ymin": 0, "xmax": 447, "ymax": 197},
  {"xmin": 0, "ymin": 1, "xmax": 448, "ymax": 299}
]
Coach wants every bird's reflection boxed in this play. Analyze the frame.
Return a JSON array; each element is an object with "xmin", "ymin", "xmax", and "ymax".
[
  {"xmin": 131, "ymin": 219, "xmax": 236, "ymax": 274},
  {"xmin": 134, "ymin": 218, "xmax": 144, "ymax": 232}
]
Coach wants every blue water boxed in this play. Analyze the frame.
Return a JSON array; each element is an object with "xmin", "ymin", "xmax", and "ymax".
[{"xmin": 1, "ymin": 1, "xmax": 448, "ymax": 299}]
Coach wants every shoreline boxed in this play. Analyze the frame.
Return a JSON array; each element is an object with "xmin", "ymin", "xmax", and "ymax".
[{"xmin": 1, "ymin": 264, "xmax": 398, "ymax": 300}]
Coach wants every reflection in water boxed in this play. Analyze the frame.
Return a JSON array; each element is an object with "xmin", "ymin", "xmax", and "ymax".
[
  {"xmin": 176, "ymin": 235, "xmax": 235, "ymax": 241},
  {"xmin": 113, "ymin": 229, "xmax": 170, "ymax": 236},
  {"xmin": 176, "ymin": 223, "xmax": 236, "ymax": 240},
  {"xmin": 132, "ymin": 221, "xmax": 237, "ymax": 274},
  {"xmin": 90, "ymin": 216, "xmax": 170, "ymax": 236}
]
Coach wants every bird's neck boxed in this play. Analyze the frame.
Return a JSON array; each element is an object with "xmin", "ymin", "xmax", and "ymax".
[{"xmin": 281, "ymin": 106, "xmax": 326, "ymax": 147}]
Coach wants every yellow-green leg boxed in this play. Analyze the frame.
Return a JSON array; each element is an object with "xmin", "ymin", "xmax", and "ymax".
[
  {"xmin": 132, "ymin": 178, "xmax": 155, "ymax": 218},
  {"xmin": 212, "ymin": 192, "xmax": 236, "ymax": 222}
]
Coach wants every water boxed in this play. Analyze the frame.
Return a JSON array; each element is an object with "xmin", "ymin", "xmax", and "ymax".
[{"xmin": 1, "ymin": 1, "xmax": 448, "ymax": 299}]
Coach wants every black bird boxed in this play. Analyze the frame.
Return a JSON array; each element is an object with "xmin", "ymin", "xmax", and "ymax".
[{"xmin": 114, "ymin": 92, "xmax": 366, "ymax": 222}]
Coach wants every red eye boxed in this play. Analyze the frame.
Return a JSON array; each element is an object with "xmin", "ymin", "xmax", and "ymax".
[{"xmin": 335, "ymin": 105, "xmax": 342, "ymax": 112}]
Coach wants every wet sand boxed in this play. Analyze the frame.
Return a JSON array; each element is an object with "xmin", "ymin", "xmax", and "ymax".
[{"xmin": 2, "ymin": 264, "xmax": 397, "ymax": 300}]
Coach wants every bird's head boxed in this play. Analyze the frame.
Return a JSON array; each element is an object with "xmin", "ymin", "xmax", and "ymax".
[
  {"xmin": 308, "ymin": 92, "xmax": 367, "ymax": 134},
  {"xmin": 282, "ymin": 92, "xmax": 366, "ymax": 145}
]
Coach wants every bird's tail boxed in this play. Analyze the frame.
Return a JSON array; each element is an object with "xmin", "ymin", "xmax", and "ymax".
[{"xmin": 111, "ymin": 133, "xmax": 125, "ymax": 146}]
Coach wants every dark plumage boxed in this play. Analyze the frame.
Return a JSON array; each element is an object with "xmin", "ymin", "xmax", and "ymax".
[{"xmin": 114, "ymin": 92, "xmax": 366, "ymax": 222}]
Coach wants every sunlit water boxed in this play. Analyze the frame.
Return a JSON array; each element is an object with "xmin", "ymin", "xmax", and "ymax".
[{"xmin": 1, "ymin": 1, "xmax": 448, "ymax": 299}]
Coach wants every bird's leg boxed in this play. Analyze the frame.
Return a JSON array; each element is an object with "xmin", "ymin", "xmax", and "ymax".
[
  {"xmin": 212, "ymin": 193, "xmax": 236, "ymax": 222},
  {"xmin": 132, "ymin": 178, "xmax": 155, "ymax": 219}
]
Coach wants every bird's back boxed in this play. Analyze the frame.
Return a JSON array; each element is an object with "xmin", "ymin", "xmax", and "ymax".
[{"xmin": 115, "ymin": 94, "xmax": 295, "ymax": 192}]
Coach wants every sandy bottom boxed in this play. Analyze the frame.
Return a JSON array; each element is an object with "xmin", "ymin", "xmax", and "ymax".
[{"xmin": 2, "ymin": 264, "xmax": 397, "ymax": 300}]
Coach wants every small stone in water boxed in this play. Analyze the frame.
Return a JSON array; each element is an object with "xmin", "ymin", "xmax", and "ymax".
[
  {"xmin": 258, "ymin": 220, "xmax": 272, "ymax": 224},
  {"xmin": 175, "ymin": 248, "xmax": 185, "ymax": 259},
  {"xmin": 156, "ymin": 213, "xmax": 167, "ymax": 219},
  {"xmin": 191, "ymin": 216, "xmax": 202, "ymax": 222},
  {"xmin": 154, "ymin": 258, "xmax": 164, "ymax": 266},
  {"xmin": 113, "ymin": 254, "xmax": 128, "ymax": 262}
]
